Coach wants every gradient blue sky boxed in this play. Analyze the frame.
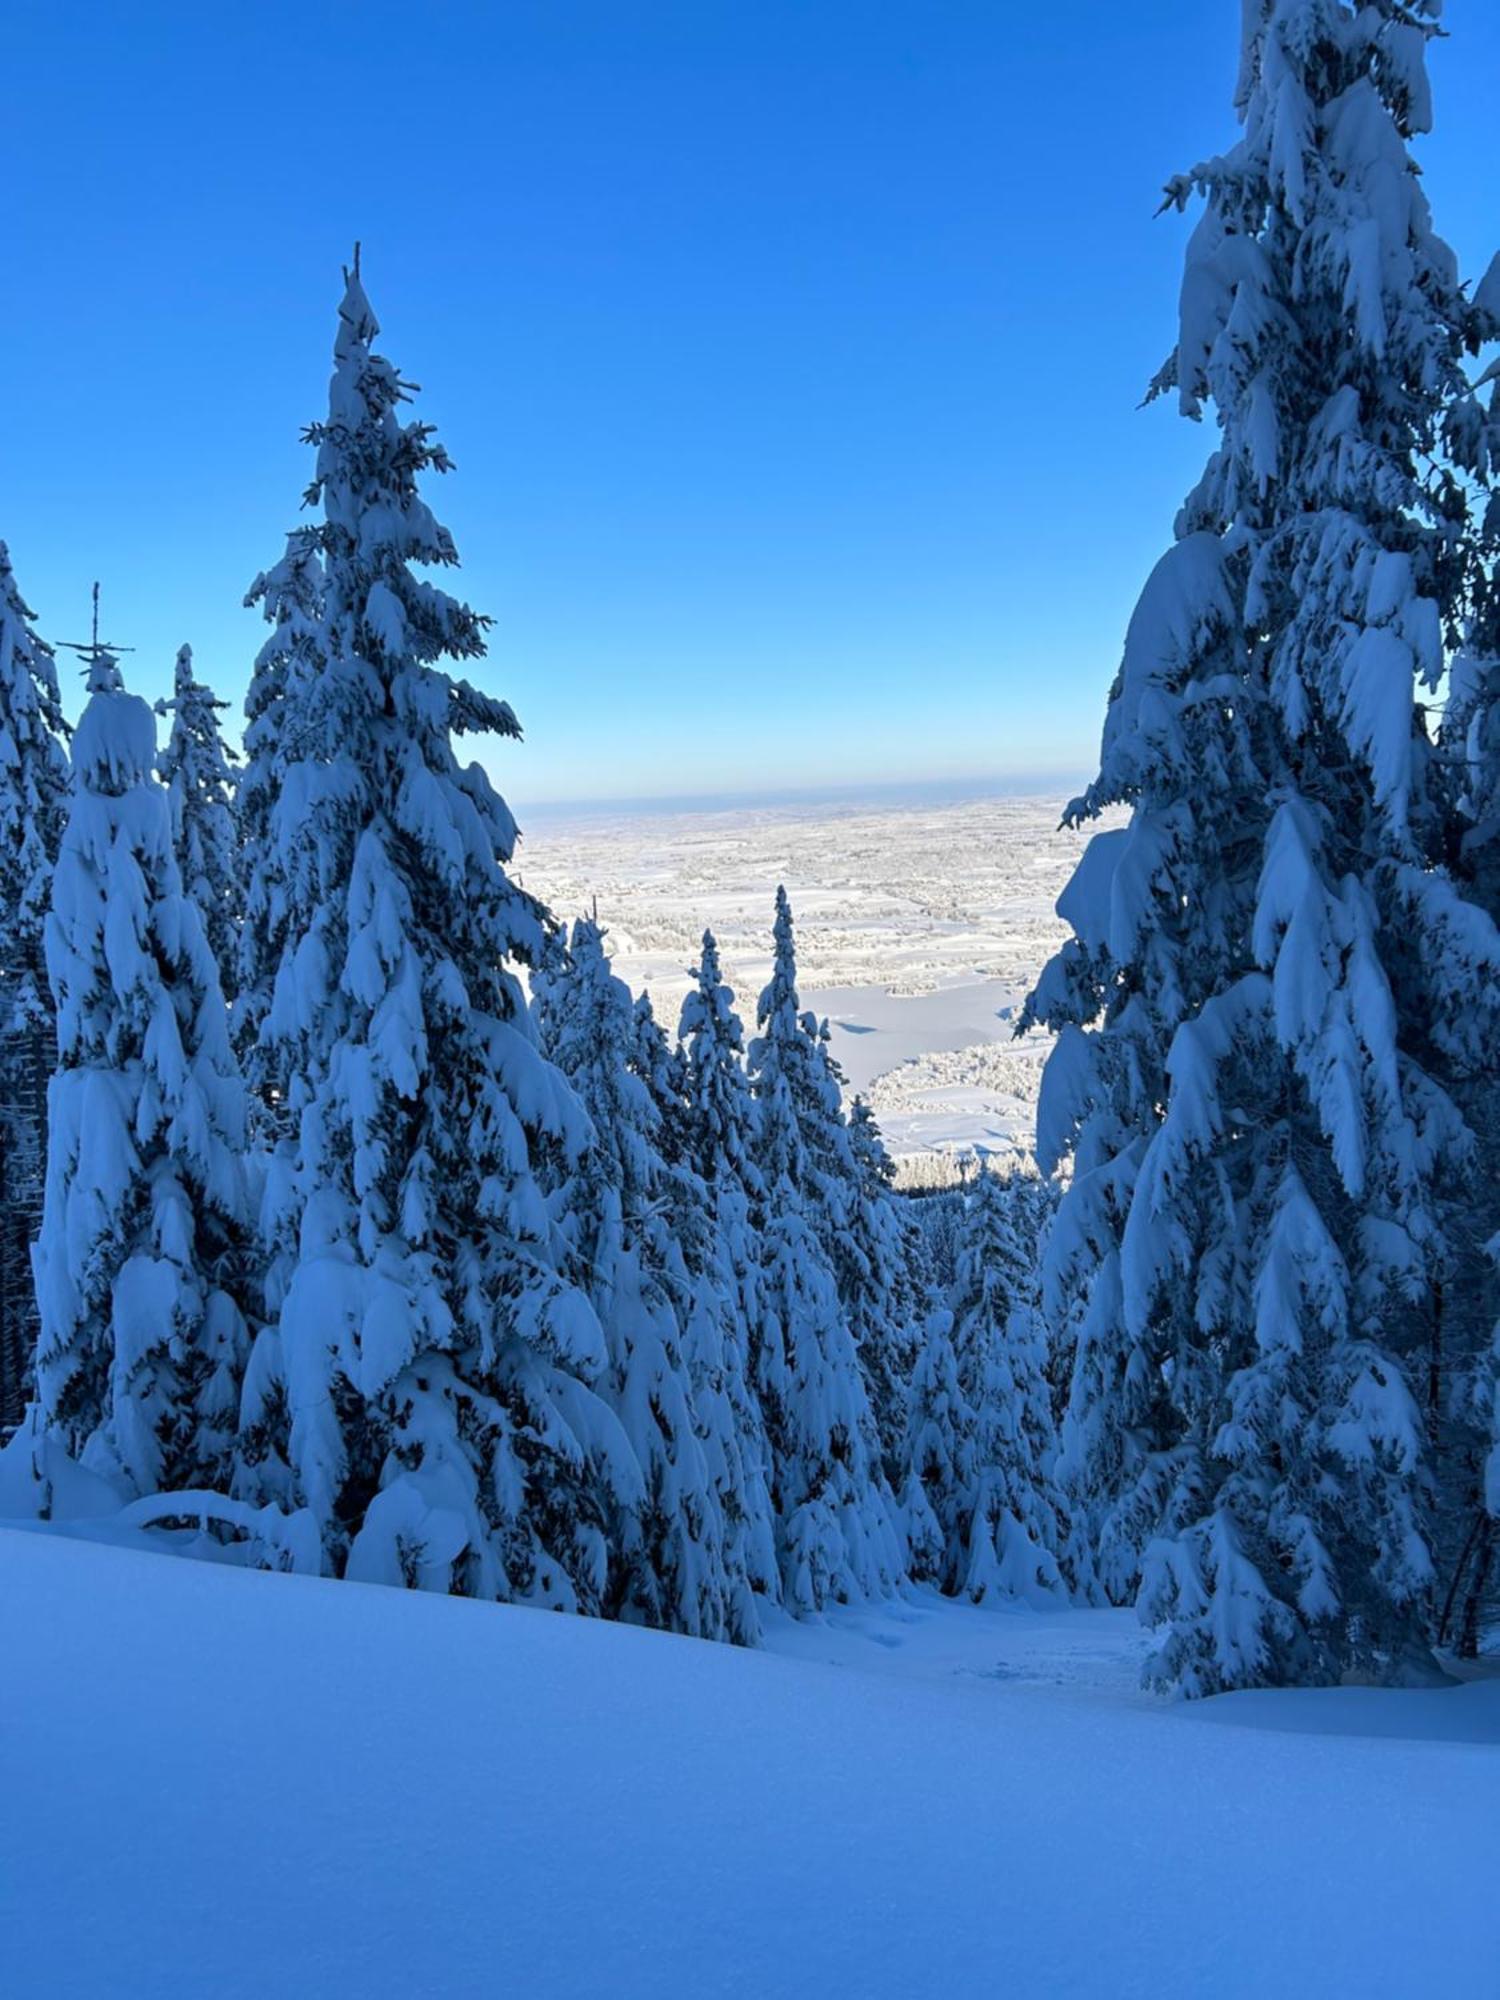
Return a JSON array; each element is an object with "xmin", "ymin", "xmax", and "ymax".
[{"xmin": 8, "ymin": 2, "xmax": 1499, "ymax": 808}]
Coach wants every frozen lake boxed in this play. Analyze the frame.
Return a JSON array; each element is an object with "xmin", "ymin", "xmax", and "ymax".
[{"xmin": 518, "ymin": 787, "xmax": 1112, "ymax": 1168}]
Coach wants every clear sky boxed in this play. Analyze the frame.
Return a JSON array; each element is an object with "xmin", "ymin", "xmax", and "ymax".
[{"xmin": 7, "ymin": 2, "xmax": 1499, "ymax": 809}]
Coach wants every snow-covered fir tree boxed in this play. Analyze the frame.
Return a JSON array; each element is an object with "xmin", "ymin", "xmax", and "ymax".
[
  {"xmin": 675, "ymin": 929, "xmax": 781, "ymax": 1627},
  {"xmin": 629, "ymin": 991, "xmax": 685, "ymax": 1142},
  {"xmin": 845, "ymin": 1093, "xmax": 924, "ymax": 1485},
  {"xmin": 896, "ymin": 1165, "xmax": 1061, "ymax": 1603},
  {"xmin": 907, "ymin": 1180, "xmax": 966, "ymax": 1296},
  {"xmin": 898, "ymin": 1304, "xmax": 971, "ymax": 1584},
  {"xmin": 949, "ymin": 1165, "xmax": 1063, "ymax": 1606},
  {"xmin": 236, "ymin": 259, "xmax": 629, "ymax": 1605},
  {"xmin": 0, "ymin": 544, "xmax": 68, "ymax": 1050},
  {"xmin": 32, "ymin": 650, "xmax": 250, "ymax": 1497},
  {"xmin": 535, "ymin": 917, "xmax": 745, "ymax": 1638},
  {"xmin": 1024, "ymin": 0, "xmax": 1500, "ymax": 1692},
  {"xmin": 236, "ymin": 527, "xmax": 324, "ymax": 1077},
  {"xmin": 748, "ymin": 888, "xmax": 903, "ymax": 1609},
  {"xmin": 679, "ymin": 930, "xmax": 764, "ymax": 1197},
  {"xmin": 1434, "ymin": 473, "xmax": 1500, "ymax": 1657},
  {"xmin": 0, "ymin": 543, "xmax": 69, "ymax": 1423},
  {"xmin": 156, "ymin": 644, "xmax": 240, "ymax": 1002},
  {"xmin": 642, "ymin": 984, "xmax": 781, "ymax": 1636}
]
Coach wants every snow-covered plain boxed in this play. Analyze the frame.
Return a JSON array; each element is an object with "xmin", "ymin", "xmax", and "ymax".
[
  {"xmin": 519, "ymin": 789, "xmax": 1109, "ymax": 1169},
  {"xmin": 3, "ymin": 1526, "xmax": 1497, "ymax": 1997}
]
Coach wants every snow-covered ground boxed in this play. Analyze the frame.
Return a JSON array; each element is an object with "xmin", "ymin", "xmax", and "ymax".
[
  {"xmin": 519, "ymin": 789, "xmax": 1110, "ymax": 1170},
  {"xmin": 5, "ymin": 1527, "xmax": 1498, "ymax": 1997}
]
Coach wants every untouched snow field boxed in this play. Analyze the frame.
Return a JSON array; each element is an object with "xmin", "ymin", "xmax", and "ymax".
[
  {"xmin": 518, "ymin": 789, "xmax": 1112, "ymax": 1170},
  {"xmin": 4, "ymin": 1528, "xmax": 1498, "ymax": 1997}
]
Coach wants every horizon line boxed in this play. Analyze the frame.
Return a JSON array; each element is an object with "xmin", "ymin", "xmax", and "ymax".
[{"xmin": 512, "ymin": 766, "xmax": 1092, "ymax": 823}]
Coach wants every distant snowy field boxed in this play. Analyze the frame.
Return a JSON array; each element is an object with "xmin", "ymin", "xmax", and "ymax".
[
  {"xmin": 518, "ymin": 789, "xmax": 1109, "ymax": 1168},
  {"xmin": 5, "ymin": 1528, "xmax": 1498, "ymax": 1997}
]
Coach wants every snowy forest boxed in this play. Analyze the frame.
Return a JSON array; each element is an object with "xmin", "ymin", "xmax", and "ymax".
[{"xmin": 4, "ymin": 0, "xmax": 1500, "ymax": 1704}]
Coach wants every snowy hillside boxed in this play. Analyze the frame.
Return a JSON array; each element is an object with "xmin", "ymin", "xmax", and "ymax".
[
  {"xmin": 517, "ymin": 790, "xmax": 1111, "ymax": 1167},
  {"xmin": 4, "ymin": 1527, "xmax": 1497, "ymax": 1998}
]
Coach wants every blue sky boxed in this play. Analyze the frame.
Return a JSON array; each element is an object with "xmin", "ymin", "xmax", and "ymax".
[{"xmin": 7, "ymin": 2, "xmax": 1499, "ymax": 808}]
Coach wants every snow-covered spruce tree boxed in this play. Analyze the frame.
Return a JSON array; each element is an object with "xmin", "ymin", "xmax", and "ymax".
[
  {"xmin": 236, "ymin": 527, "xmax": 324, "ymax": 1079},
  {"xmin": 0, "ymin": 544, "xmax": 70, "ymax": 1424},
  {"xmin": 1443, "ymin": 590, "xmax": 1500, "ymax": 917},
  {"xmin": 630, "ymin": 992, "xmax": 686, "ymax": 1141},
  {"xmin": 949, "ymin": 1165, "xmax": 1064, "ymax": 1606},
  {"xmin": 535, "ymin": 917, "xmax": 744, "ymax": 1637},
  {"xmin": 748, "ymin": 888, "xmax": 903, "ymax": 1609},
  {"xmin": 845, "ymin": 1093, "xmax": 925, "ymax": 1483},
  {"xmin": 898, "ymin": 1305, "xmax": 971, "ymax": 1584},
  {"xmin": 1434, "ymin": 515, "xmax": 1500, "ymax": 1654},
  {"xmin": 32, "ymin": 651, "xmax": 250, "ymax": 1497},
  {"xmin": 237, "ymin": 261, "xmax": 630, "ymax": 1603},
  {"xmin": 679, "ymin": 930, "xmax": 764, "ymax": 1198},
  {"xmin": 675, "ymin": 929, "xmax": 780, "ymax": 1623},
  {"xmin": 156, "ymin": 645, "xmax": 240, "ymax": 1004},
  {"xmin": 894, "ymin": 1167, "xmax": 1062, "ymax": 1602},
  {"xmin": 630, "ymin": 980, "xmax": 779, "ymax": 1631},
  {"xmin": 629, "ymin": 987, "xmax": 722, "ymax": 1303},
  {"xmin": 1024, "ymin": 0, "xmax": 1500, "ymax": 1691},
  {"xmin": 908, "ymin": 1179, "xmax": 966, "ymax": 1296}
]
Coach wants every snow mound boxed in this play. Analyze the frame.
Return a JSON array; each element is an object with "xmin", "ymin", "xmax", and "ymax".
[{"xmin": 3, "ymin": 1529, "xmax": 1497, "ymax": 1997}]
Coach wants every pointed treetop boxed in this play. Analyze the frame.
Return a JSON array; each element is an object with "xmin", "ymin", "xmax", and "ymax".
[
  {"xmin": 159, "ymin": 641, "xmax": 231, "ymax": 724},
  {"xmin": 682, "ymin": 927, "xmax": 746, "ymax": 1056},
  {"xmin": 336, "ymin": 241, "xmax": 378, "ymax": 360},
  {"xmin": 571, "ymin": 910, "xmax": 607, "ymax": 963},
  {"xmin": 0, "ymin": 540, "xmax": 67, "ymax": 735},
  {"xmin": 169, "ymin": 642, "xmax": 197, "ymax": 707},
  {"xmin": 770, "ymin": 887, "xmax": 796, "ymax": 977},
  {"xmin": 60, "ymin": 582, "xmax": 132, "ymax": 695},
  {"xmin": 0, "ymin": 540, "xmax": 39, "ymax": 616}
]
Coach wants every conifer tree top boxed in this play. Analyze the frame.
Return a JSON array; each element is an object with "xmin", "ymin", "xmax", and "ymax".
[
  {"xmin": 71, "ymin": 664, "xmax": 152, "ymax": 791},
  {"xmin": 682, "ymin": 929, "xmax": 744, "ymax": 1048},
  {"xmin": 0, "ymin": 540, "xmax": 71, "ymax": 1031},
  {"xmin": 758, "ymin": 887, "xmax": 800, "ymax": 1033},
  {"xmin": 0, "ymin": 543, "xmax": 67, "ymax": 738}
]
